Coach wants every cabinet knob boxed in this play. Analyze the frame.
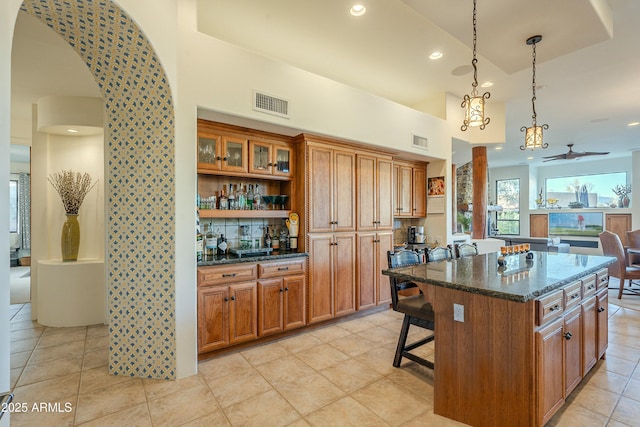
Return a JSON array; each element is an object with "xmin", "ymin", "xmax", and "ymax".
[
  {"xmin": 223, "ymin": 156, "xmax": 228, "ymax": 161},
  {"xmin": 223, "ymin": 273, "xmax": 237, "ymax": 277},
  {"xmin": 216, "ymin": 156, "xmax": 222, "ymax": 161},
  {"xmin": 279, "ymin": 288, "xmax": 284, "ymax": 292},
  {"xmin": 231, "ymin": 296, "xmax": 235, "ymax": 301},
  {"xmin": 571, "ymin": 293, "xmax": 580, "ymax": 299},
  {"xmin": 549, "ymin": 304, "xmax": 560, "ymax": 312},
  {"xmin": 285, "ymin": 287, "xmax": 289, "ymax": 291},
  {"xmin": 277, "ymin": 267, "xmax": 289, "ymax": 271},
  {"xmin": 224, "ymin": 297, "xmax": 229, "ymax": 302},
  {"xmin": 598, "ymin": 307, "xmax": 606, "ymax": 313},
  {"xmin": 564, "ymin": 332, "xmax": 573, "ymax": 340}
]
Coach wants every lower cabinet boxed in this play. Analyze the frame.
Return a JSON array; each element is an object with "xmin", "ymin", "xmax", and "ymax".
[
  {"xmin": 596, "ymin": 287, "xmax": 608, "ymax": 359},
  {"xmin": 356, "ymin": 231, "xmax": 393, "ymax": 309},
  {"xmin": 536, "ymin": 317, "xmax": 564, "ymax": 425},
  {"xmin": 197, "ymin": 257, "xmax": 306, "ymax": 354}
]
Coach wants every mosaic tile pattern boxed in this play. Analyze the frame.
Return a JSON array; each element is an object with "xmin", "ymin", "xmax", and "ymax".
[{"xmin": 21, "ymin": 0, "xmax": 176, "ymax": 379}]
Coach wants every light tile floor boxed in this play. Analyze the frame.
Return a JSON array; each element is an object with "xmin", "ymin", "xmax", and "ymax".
[{"xmin": 7, "ymin": 286, "xmax": 640, "ymax": 426}]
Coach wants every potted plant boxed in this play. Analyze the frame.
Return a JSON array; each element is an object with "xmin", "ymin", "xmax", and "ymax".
[
  {"xmin": 457, "ymin": 211, "xmax": 472, "ymax": 233},
  {"xmin": 612, "ymin": 184, "xmax": 632, "ymax": 208}
]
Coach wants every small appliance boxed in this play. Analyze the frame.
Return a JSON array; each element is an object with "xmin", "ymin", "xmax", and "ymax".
[{"xmin": 408, "ymin": 226, "xmax": 417, "ymax": 244}]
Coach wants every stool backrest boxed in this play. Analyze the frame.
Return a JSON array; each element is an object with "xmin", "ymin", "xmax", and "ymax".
[
  {"xmin": 455, "ymin": 242, "xmax": 478, "ymax": 258},
  {"xmin": 387, "ymin": 250, "xmax": 422, "ymax": 310},
  {"xmin": 427, "ymin": 246, "xmax": 453, "ymax": 262}
]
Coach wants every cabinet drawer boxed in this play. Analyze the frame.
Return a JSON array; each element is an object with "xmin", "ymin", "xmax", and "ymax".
[
  {"xmin": 536, "ymin": 289, "xmax": 564, "ymax": 326},
  {"xmin": 582, "ymin": 274, "xmax": 597, "ymax": 298},
  {"xmin": 595, "ymin": 268, "xmax": 609, "ymax": 290},
  {"xmin": 258, "ymin": 259, "xmax": 306, "ymax": 278},
  {"xmin": 563, "ymin": 281, "xmax": 582, "ymax": 310},
  {"xmin": 198, "ymin": 264, "xmax": 257, "ymax": 287}
]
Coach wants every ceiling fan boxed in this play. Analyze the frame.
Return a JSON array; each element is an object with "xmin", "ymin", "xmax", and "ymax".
[{"xmin": 541, "ymin": 144, "xmax": 610, "ymax": 162}]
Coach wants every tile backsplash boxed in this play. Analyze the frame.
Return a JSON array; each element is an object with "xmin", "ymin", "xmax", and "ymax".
[{"xmin": 201, "ymin": 217, "xmax": 287, "ymax": 249}]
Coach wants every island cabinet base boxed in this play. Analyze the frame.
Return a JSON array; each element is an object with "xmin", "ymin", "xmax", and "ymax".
[{"xmin": 431, "ymin": 285, "xmax": 537, "ymax": 426}]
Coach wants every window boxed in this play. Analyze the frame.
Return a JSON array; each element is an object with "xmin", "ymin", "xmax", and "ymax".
[
  {"xmin": 10, "ymin": 180, "xmax": 18, "ymax": 232},
  {"xmin": 545, "ymin": 172, "xmax": 627, "ymax": 208},
  {"xmin": 496, "ymin": 178, "xmax": 520, "ymax": 235}
]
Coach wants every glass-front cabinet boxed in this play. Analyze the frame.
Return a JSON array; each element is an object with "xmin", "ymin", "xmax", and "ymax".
[
  {"xmin": 249, "ymin": 141, "xmax": 292, "ymax": 178},
  {"xmin": 197, "ymin": 134, "xmax": 248, "ymax": 173}
]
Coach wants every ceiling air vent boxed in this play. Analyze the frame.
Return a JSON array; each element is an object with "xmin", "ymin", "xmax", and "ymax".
[
  {"xmin": 253, "ymin": 90, "xmax": 290, "ymax": 119},
  {"xmin": 412, "ymin": 134, "xmax": 429, "ymax": 150}
]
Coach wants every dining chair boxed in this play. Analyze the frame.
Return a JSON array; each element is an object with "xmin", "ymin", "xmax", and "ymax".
[
  {"xmin": 427, "ymin": 245, "xmax": 453, "ymax": 262},
  {"xmin": 454, "ymin": 242, "xmax": 478, "ymax": 258},
  {"xmin": 627, "ymin": 230, "xmax": 640, "ymax": 266},
  {"xmin": 387, "ymin": 250, "xmax": 435, "ymax": 369},
  {"xmin": 599, "ymin": 231, "xmax": 640, "ymax": 299}
]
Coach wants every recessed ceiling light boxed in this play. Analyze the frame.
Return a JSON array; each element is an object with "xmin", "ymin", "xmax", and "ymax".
[
  {"xmin": 527, "ymin": 156, "xmax": 534, "ymax": 160},
  {"xmin": 481, "ymin": 81, "xmax": 493, "ymax": 88},
  {"xmin": 350, "ymin": 4, "xmax": 366, "ymax": 16},
  {"xmin": 429, "ymin": 51, "xmax": 443, "ymax": 60},
  {"xmin": 67, "ymin": 129, "xmax": 79, "ymax": 133},
  {"xmin": 628, "ymin": 121, "xmax": 640, "ymax": 127},
  {"xmin": 495, "ymin": 146, "xmax": 502, "ymax": 150}
]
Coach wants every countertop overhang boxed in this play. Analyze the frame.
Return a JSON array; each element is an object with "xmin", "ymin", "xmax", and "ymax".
[{"xmin": 383, "ymin": 251, "xmax": 615, "ymax": 303}]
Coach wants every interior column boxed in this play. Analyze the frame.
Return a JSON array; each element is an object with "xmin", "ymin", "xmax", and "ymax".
[{"xmin": 472, "ymin": 146, "xmax": 487, "ymax": 239}]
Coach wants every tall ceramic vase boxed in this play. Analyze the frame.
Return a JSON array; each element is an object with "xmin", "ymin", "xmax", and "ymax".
[{"xmin": 61, "ymin": 214, "xmax": 80, "ymax": 262}]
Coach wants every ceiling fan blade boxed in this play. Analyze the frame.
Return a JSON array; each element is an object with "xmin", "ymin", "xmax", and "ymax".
[
  {"xmin": 579, "ymin": 151, "xmax": 610, "ymax": 156},
  {"xmin": 542, "ymin": 156, "xmax": 565, "ymax": 162}
]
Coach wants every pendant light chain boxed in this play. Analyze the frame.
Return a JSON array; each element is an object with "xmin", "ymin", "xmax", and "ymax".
[
  {"xmin": 531, "ymin": 40, "xmax": 537, "ymax": 125},
  {"xmin": 520, "ymin": 35, "xmax": 548, "ymax": 150},
  {"xmin": 471, "ymin": 0, "xmax": 478, "ymax": 95}
]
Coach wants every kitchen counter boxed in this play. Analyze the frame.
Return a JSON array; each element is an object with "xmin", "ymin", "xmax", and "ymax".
[
  {"xmin": 382, "ymin": 251, "xmax": 614, "ymax": 303},
  {"xmin": 198, "ymin": 250, "xmax": 307, "ymax": 266}
]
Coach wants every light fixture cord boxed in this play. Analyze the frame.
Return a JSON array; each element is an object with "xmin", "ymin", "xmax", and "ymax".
[
  {"xmin": 471, "ymin": 0, "xmax": 479, "ymax": 95},
  {"xmin": 531, "ymin": 40, "xmax": 537, "ymax": 126}
]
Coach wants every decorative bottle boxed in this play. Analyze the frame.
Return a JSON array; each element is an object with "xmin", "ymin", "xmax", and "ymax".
[
  {"xmin": 253, "ymin": 184, "xmax": 262, "ymax": 210},
  {"xmin": 264, "ymin": 226, "xmax": 272, "ymax": 248},
  {"xmin": 246, "ymin": 184, "xmax": 254, "ymax": 210},
  {"xmin": 228, "ymin": 182, "xmax": 236, "ymax": 210},
  {"xmin": 218, "ymin": 186, "xmax": 228, "ymax": 210}
]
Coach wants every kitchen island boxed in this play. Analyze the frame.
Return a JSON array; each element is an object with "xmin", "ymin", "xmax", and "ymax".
[{"xmin": 383, "ymin": 251, "xmax": 615, "ymax": 427}]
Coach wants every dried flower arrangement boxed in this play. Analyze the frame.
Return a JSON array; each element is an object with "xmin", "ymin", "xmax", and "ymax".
[
  {"xmin": 48, "ymin": 170, "xmax": 98, "ymax": 215},
  {"xmin": 612, "ymin": 184, "xmax": 632, "ymax": 198}
]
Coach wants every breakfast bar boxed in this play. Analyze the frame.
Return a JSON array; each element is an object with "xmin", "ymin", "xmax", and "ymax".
[{"xmin": 383, "ymin": 251, "xmax": 615, "ymax": 427}]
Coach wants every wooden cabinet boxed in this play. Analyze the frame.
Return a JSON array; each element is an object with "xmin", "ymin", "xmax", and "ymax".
[
  {"xmin": 198, "ymin": 280, "xmax": 258, "ymax": 353},
  {"xmin": 581, "ymin": 295, "xmax": 597, "ymax": 376},
  {"xmin": 596, "ymin": 288, "xmax": 608, "ymax": 359},
  {"xmin": 356, "ymin": 154, "xmax": 393, "ymax": 231},
  {"xmin": 258, "ymin": 259, "xmax": 306, "ymax": 337},
  {"xmin": 536, "ymin": 317, "xmax": 564, "ymax": 425},
  {"xmin": 563, "ymin": 306, "xmax": 582, "ymax": 396},
  {"xmin": 308, "ymin": 233, "xmax": 356, "ymax": 323},
  {"xmin": 197, "ymin": 258, "xmax": 306, "ymax": 354},
  {"xmin": 197, "ymin": 131, "xmax": 248, "ymax": 174},
  {"xmin": 606, "ymin": 213, "xmax": 631, "ymax": 246},
  {"xmin": 393, "ymin": 160, "xmax": 427, "ymax": 218},
  {"xmin": 308, "ymin": 144, "xmax": 356, "ymax": 232},
  {"xmin": 530, "ymin": 214, "xmax": 549, "ymax": 238},
  {"xmin": 249, "ymin": 140, "xmax": 292, "ymax": 178},
  {"xmin": 356, "ymin": 231, "xmax": 393, "ymax": 310}
]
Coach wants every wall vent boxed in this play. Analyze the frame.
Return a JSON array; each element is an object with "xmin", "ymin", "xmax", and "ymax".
[
  {"xmin": 253, "ymin": 90, "xmax": 290, "ymax": 119},
  {"xmin": 412, "ymin": 134, "xmax": 429, "ymax": 150}
]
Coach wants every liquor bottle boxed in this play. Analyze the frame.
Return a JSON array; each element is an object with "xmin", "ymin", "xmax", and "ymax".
[
  {"xmin": 271, "ymin": 227, "xmax": 280, "ymax": 250},
  {"xmin": 246, "ymin": 184, "xmax": 254, "ymax": 210},
  {"xmin": 196, "ymin": 211, "xmax": 203, "ymax": 262},
  {"xmin": 253, "ymin": 184, "xmax": 262, "ymax": 210},
  {"xmin": 217, "ymin": 234, "xmax": 228, "ymax": 255},
  {"xmin": 237, "ymin": 184, "xmax": 246, "ymax": 211},
  {"xmin": 205, "ymin": 224, "xmax": 217, "ymax": 259},
  {"xmin": 264, "ymin": 226, "xmax": 272, "ymax": 248},
  {"xmin": 219, "ymin": 186, "xmax": 228, "ymax": 210},
  {"xmin": 228, "ymin": 182, "xmax": 236, "ymax": 210}
]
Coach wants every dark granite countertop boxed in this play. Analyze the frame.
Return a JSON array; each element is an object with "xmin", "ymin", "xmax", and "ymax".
[
  {"xmin": 382, "ymin": 251, "xmax": 615, "ymax": 303},
  {"xmin": 198, "ymin": 251, "xmax": 308, "ymax": 267}
]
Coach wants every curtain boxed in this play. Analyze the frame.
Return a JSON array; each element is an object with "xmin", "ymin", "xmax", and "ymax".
[{"xmin": 18, "ymin": 172, "xmax": 30, "ymax": 250}]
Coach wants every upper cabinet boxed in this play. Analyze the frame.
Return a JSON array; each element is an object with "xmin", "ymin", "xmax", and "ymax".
[
  {"xmin": 393, "ymin": 160, "xmax": 427, "ymax": 218},
  {"xmin": 249, "ymin": 141, "xmax": 293, "ymax": 178},
  {"xmin": 198, "ymin": 132, "xmax": 248, "ymax": 174}
]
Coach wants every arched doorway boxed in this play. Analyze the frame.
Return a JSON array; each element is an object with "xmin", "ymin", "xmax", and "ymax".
[{"xmin": 18, "ymin": 0, "xmax": 177, "ymax": 380}]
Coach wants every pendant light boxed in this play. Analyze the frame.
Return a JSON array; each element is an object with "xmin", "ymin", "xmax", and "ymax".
[
  {"xmin": 520, "ymin": 35, "xmax": 549, "ymax": 150},
  {"xmin": 461, "ymin": 0, "xmax": 490, "ymax": 131}
]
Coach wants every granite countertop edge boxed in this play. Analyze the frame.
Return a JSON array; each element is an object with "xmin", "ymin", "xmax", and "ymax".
[{"xmin": 198, "ymin": 251, "xmax": 308, "ymax": 266}]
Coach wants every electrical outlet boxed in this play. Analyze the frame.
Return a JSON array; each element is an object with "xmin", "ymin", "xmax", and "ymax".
[{"xmin": 453, "ymin": 303, "xmax": 464, "ymax": 322}]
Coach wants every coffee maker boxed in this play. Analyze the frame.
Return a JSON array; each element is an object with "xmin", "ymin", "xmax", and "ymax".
[{"xmin": 408, "ymin": 226, "xmax": 425, "ymax": 244}]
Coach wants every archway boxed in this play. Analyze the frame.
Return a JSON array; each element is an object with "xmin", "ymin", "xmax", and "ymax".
[{"xmin": 20, "ymin": 0, "xmax": 177, "ymax": 380}]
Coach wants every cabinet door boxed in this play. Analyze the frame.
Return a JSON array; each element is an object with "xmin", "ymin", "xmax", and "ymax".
[
  {"xmin": 273, "ymin": 145, "xmax": 292, "ymax": 177},
  {"xmin": 564, "ymin": 306, "xmax": 582, "ymax": 397},
  {"xmin": 197, "ymin": 134, "xmax": 222, "ymax": 172},
  {"xmin": 356, "ymin": 232, "xmax": 377, "ymax": 310},
  {"xmin": 581, "ymin": 295, "xmax": 597, "ymax": 375},
  {"xmin": 376, "ymin": 232, "xmax": 394, "ymax": 305},
  {"xmin": 377, "ymin": 158, "xmax": 394, "ymax": 229},
  {"xmin": 596, "ymin": 288, "xmax": 608, "ymax": 359},
  {"xmin": 283, "ymin": 275, "xmax": 306, "ymax": 330},
  {"xmin": 197, "ymin": 286, "xmax": 229, "ymax": 353},
  {"xmin": 396, "ymin": 165, "xmax": 413, "ymax": 217},
  {"xmin": 258, "ymin": 278, "xmax": 284, "ymax": 337},
  {"xmin": 530, "ymin": 214, "xmax": 549, "ymax": 238},
  {"xmin": 221, "ymin": 136, "xmax": 248, "ymax": 173},
  {"xmin": 536, "ymin": 317, "xmax": 565, "ymax": 425},
  {"xmin": 249, "ymin": 141, "xmax": 273, "ymax": 175},
  {"xmin": 357, "ymin": 155, "xmax": 377, "ymax": 231},
  {"xmin": 606, "ymin": 214, "xmax": 631, "ymax": 246},
  {"xmin": 308, "ymin": 234, "xmax": 334, "ymax": 323},
  {"xmin": 229, "ymin": 281, "xmax": 258, "ymax": 344},
  {"xmin": 334, "ymin": 150, "xmax": 356, "ymax": 232},
  {"xmin": 412, "ymin": 166, "xmax": 426, "ymax": 217},
  {"xmin": 308, "ymin": 146, "xmax": 333, "ymax": 232},
  {"xmin": 334, "ymin": 233, "xmax": 356, "ymax": 317}
]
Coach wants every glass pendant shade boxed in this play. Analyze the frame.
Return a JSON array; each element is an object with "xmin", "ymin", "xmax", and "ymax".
[
  {"xmin": 522, "ymin": 124, "xmax": 549, "ymax": 150},
  {"xmin": 463, "ymin": 95, "xmax": 488, "ymax": 130}
]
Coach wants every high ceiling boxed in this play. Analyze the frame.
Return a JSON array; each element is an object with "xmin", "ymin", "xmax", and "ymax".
[{"xmin": 11, "ymin": 0, "xmax": 640, "ymax": 168}]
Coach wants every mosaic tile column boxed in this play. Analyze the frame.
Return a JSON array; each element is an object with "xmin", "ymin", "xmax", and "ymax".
[{"xmin": 21, "ymin": 0, "xmax": 176, "ymax": 379}]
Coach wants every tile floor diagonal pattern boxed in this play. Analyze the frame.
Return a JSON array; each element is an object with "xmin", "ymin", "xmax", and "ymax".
[{"xmin": 7, "ymin": 288, "xmax": 640, "ymax": 426}]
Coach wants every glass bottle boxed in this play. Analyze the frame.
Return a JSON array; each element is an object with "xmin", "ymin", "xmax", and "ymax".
[
  {"xmin": 271, "ymin": 227, "xmax": 280, "ymax": 250},
  {"xmin": 246, "ymin": 184, "xmax": 254, "ymax": 210},
  {"xmin": 237, "ymin": 184, "xmax": 246, "ymax": 211},
  {"xmin": 205, "ymin": 224, "xmax": 216, "ymax": 259},
  {"xmin": 196, "ymin": 212, "xmax": 203, "ymax": 262},
  {"xmin": 217, "ymin": 234, "xmax": 228, "ymax": 255},
  {"xmin": 264, "ymin": 226, "xmax": 272, "ymax": 248},
  {"xmin": 218, "ymin": 186, "xmax": 228, "ymax": 210},
  {"xmin": 253, "ymin": 184, "xmax": 262, "ymax": 210},
  {"xmin": 228, "ymin": 182, "xmax": 236, "ymax": 210}
]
